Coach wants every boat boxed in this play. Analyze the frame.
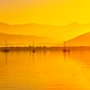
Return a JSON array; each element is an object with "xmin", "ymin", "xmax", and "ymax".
[
  {"xmin": 63, "ymin": 48, "xmax": 67, "ymax": 52},
  {"xmin": 32, "ymin": 49, "xmax": 35, "ymax": 53},
  {"xmin": 2, "ymin": 49, "xmax": 10, "ymax": 52},
  {"xmin": 63, "ymin": 41, "xmax": 70, "ymax": 53},
  {"xmin": 2, "ymin": 40, "xmax": 10, "ymax": 52}
]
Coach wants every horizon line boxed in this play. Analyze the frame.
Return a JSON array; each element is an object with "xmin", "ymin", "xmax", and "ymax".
[{"xmin": 1, "ymin": 22, "xmax": 90, "ymax": 26}]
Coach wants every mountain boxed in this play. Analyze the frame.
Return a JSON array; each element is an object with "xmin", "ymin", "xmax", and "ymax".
[
  {"xmin": 0, "ymin": 22, "xmax": 90, "ymax": 41},
  {"xmin": 0, "ymin": 33, "xmax": 59, "ymax": 47},
  {"xmin": 67, "ymin": 32, "xmax": 90, "ymax": 46},
  {"xmin": 1, "ymin": 32, "xmax": 90, "ymax": 47}
]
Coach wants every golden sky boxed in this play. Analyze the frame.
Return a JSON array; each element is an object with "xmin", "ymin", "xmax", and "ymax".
[
  {"xmin": 0, "ymin": 0, "xmax": 90, "ymax": 41},
  {"xmin": 0, "ymin": 0, "xmax": 90, "ymax": 25}
]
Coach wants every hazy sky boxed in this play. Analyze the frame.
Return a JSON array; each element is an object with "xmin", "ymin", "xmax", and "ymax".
[
  {"xmin": 0, "ymin": 0, "xmax": 90, "ymax": 41},
  {"xmin": 0, "ymin": 0, "xmax": 90, "ymax": 25}
]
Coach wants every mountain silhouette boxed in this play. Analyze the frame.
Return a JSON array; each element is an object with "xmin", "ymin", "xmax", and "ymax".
[
  {"xmin": 67, "ymin": 32, "xmax": 90, "ymax": 46},
  {"xmin": 0, "ymin": 22, "xmax": 90, "ymax": 41},
  {"xmin": 0, "ymin": 33, "xmax": 58, "ymax": 47},
  {"xmin": 0, "ymin": 32, "xmax": 90, "ymax": 47}
]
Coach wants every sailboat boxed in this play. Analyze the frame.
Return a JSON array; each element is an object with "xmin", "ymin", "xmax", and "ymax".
[
  {"xmin": 63, "ymin": 41, "xmax": 70, "ymax": 53},
  {"xmin": 2, "ymin": 40, "xmax": 10, "ymax": 52},
  {"xmin": 63, "ymin": 42, "xmax": 67, "ymax": 52},
  {"xmin": 32, "ymin": 41, "xmax": 35, "ymax": 53}
]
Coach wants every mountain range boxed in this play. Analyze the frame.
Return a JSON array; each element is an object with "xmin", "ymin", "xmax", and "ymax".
[
  {"xmin": 0, "ymin": 22, "xmax": 90, "ymax": 41},
  {"xmin": 0, "ymin": 32, "xmax": 90, "ymax": 47},
  {"xmin": 0, "ymin": 33, "xmax": 59, "ymax": 47},
  {"xmin": 0, "ymin": 22, "xmax": 90, "ymax": 47}
]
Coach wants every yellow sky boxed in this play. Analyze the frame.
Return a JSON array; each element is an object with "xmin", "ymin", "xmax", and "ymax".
[
  {"xmin": 0, "ymin": 0, "xmax": 90, "ymax": 25},
  {"xmin": 0, "ymin": 0, "xmax": 90, "ymax": 41}
]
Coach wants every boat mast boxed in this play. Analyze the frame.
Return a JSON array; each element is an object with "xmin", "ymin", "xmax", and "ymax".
[
  {"xmin": 64, "ymin": 41, "xmax": 66, "ymax": 49},
  {"xmin": 5, "ymin": 40, "xmax": 7, "ymax": 50},
  {"xmin": 32, "ymin": 40, "xmax": 35, "ymax": 53}
]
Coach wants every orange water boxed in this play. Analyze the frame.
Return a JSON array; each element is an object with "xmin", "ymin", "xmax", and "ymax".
[{"xmin": 0, "ymin": 50, "xmax": 90, "ymax": 90}]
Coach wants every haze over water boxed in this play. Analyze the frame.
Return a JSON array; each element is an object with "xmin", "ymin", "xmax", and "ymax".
[{"xmin": 0, "ymin": 50, "xmax": 90, "ymax": 90}]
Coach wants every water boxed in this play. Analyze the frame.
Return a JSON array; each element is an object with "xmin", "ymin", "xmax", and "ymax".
[{"xmin": 0, "ymin": 50, "xmax": 90, "ymax": 90}]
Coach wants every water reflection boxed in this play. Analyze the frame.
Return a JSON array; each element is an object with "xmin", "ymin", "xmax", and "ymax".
[
  {"xmin": 0, "ymin": 50, "xmax": 90, "ymax": 90},
  {"xmin": 4, "ymin": 52, "xmax": 8, "ymax": 65},
  {"xmin": 63, "ymin": 50, "xmax": 71, "ymax": 62}
]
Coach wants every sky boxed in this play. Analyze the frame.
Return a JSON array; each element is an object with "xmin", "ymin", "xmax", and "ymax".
[
  {"xmin": 0, "ymin": 0, "xmax": 90, "ymax": 41},
  {"xmin": 0, "ymin": 0, "xmax": 90, "ymax": 25}
]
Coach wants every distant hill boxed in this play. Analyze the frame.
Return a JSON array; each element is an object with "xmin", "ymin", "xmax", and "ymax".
[
  {"xmin": 1, "ymin": 32, "xmax": 90, "ymax": 47},
  {"xmin": 0, "ymin": 22, "xmax": 90, "ymax": 41},
  {"xmin": 67, "ymin": 32, "xmax": 90, "ymax": 46},
  {"xmin": 0, "ymin": 33, "xmax": 59, "ymax": 47}
]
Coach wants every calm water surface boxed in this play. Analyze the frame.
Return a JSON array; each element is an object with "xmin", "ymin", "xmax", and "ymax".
[{"xmin": 0, "ymin": 50, "xmax": 90, "ymax": 90}]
